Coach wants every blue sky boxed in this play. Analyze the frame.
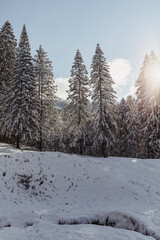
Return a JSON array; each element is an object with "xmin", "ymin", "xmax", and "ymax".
[{"xmin": 0, "ymin": 0, "xmax": 160, "ymax": 99}]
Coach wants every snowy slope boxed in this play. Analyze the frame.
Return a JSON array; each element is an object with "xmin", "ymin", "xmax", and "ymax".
[{"xmin": 0, "ymin": 143, "xmax": 159, "ymax": 239}]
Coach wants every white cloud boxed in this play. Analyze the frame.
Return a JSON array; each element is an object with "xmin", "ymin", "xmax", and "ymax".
[
  {"xmin": 109, "ymin": 58, "xmax": 132, "ymax": 88},
  {"xmin": 55, "ymin": 59, "xmax": 135, "ymax": 101},
  {"xmin": 109, "ymin": 58, "xmax": 136, "ymax": 100},
  {"xmin": 55, "ymin": 77, "xmax": 69, "ymax": 99}
]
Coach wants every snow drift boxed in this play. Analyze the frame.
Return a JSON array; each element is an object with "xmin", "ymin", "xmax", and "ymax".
[{"xmin": 59, "ymin": 211, "xmax": 159, "ymax": 240}]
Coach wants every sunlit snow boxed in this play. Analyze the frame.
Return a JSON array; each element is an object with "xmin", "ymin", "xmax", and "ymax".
[{"xmin": 0, "ymin": 143, "xmax": 159, "ymax": 240}]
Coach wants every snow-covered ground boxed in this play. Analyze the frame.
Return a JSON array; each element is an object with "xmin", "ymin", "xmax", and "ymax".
[{"xmin": 0, "ymin": 143, "xmax": 159, "ymax": 240}]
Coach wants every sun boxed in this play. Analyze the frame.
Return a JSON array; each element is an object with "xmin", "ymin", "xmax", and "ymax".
[
  {"xmin": 147, "ymin": 62, "xmax": 160, "ymax": 98},
  {"xmin": 150, "ymin": 64, "xmax": 160, "ymax": 88}
]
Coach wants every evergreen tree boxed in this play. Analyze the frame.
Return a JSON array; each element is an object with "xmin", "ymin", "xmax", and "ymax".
[
  {"xmin": 146, "ymin": 52, "xmax": 160, "ymax": 158},
  {"xmin": 116, "ymin": 98, "xmax": 128, "ymax": 157},
  {"xmin": 0, "ymin": 21, "xmax": 17, "ymax": 89},
  {"xmin": 90, "ymin": 43, "xmax": 117, "ymax": 157},
  {"xmin": 2, "ymin": 25, "xmax": 39, "ymax": 148},
  {"xmin": 60, "ymin": 104, "xmax": 73, "ymax": 153},
  {"xmin": 64, "ymin": 49, "xmax": 90, "ymax": 155},
  {"xmin": 136, "ymin": 54, "xmax": 150, "ymax": 158},
  {"xmin": 34, "ymin": 45, "xmax": 58, "ymax": 151},
  {"xmin": 147, "ymin": 51, "xmax": 160, "ymax": 103},
  {"xmin": 136, "ymin": 52, "xmax": 160, "ymax": 158},
  {"xmin": 0, "ymin": 21, "xmax": 17, "ymax": 139},
  {"xmin": 125, "ymin": 96, "xmax": 138, "ymax": 157}
]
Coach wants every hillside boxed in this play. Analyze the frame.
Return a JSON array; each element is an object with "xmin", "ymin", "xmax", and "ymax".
[{"xmin": 0, "ymin": 143, "xmax": 159, "ymax": 239}]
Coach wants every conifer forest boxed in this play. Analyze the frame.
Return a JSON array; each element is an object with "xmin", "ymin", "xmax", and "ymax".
[{"xmin": 0, "ymin": 20, "xmax": 160, "ymax": 158}]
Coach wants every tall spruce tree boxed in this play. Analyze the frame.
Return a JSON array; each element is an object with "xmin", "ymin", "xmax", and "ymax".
[
  {"xmin": 146, "ymin": 51, "xmax": 160, "ymax": 158},
  {"xmin": 125, "ymin": 96, "xmax": 138, "ymax": 157},
  {"xmin": 0, "ymin": 21, "xmax": 17, "ymax": 90},
  {"xmin": 116, "ymin": 98, "xmax": 128, "ymax": 157},
  {"xmin": 64, "ymin": 49, "xmax": 90, "ymax": 155},
  {"xmin": 136, "ymin": 54, "xmax": 150, "ymax": 158},
  {"xmin": 0, "ymin": 21, "xmax": 17, "ymax": 139},
  {"xmin": 90, "ymin": 43, "xmax": 117, "ymax": 157},
  {"xmin": 2, "ymin": 25, "xmax": 39, "ymax": 148},
  {"xmin": 136, "ymin": 52, "xmax": 160, "ymax": 158},
  {"xmin": 34, "ymin": 45, "xmax": 58, "ymax": 151}
]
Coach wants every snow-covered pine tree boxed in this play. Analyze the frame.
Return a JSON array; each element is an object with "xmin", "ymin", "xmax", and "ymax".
[
  {"xmin": 64, "ymin": 49, "xmax": 90, "ymax": 155},
  {"xmin": 136, "ymin": 54, "xmax": 150, "ymax": 158},
  {"xmin": 2, "ymin": 25, "xmax": 39, "ymax": 148},
  {"xmin": 145, "ymin": 51, "xmax": 160, "ymax": 158},
  {"xmin": 147, "ymin": 104, "xmax": 160, "ymax": 158},
  {"xmin": 116, "ymin": 98, "xmax": 128, "ymax": 157},
  {"xmin": 125, "ymin": 95, "xmax": 138, "ymax": 157},
  {"xmin": 34, "ymin": 45, "xmax": 58, "ymax": 151},
  {"xmin": 90, "ymin": 43, "xmax": 117, "ymax": 157},
  {"xmin": 0, "ymin": 21, "xmax": 17, "ymax": 139},
  {"xmin": 136, "ymin": 52, "xmax": 160, "ymax": 158},
  {"xmin": 60, "ymin": 104, "xmax": 72, "ymax": 153}
]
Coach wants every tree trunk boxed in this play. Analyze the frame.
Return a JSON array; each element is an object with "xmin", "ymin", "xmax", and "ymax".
[
  {"xmin": 16, "ymin": 135, "xmax": 20, "ymax": 149},
  {"xmin": 80, "ymin": 138, "xmax": 83, "ymax": 155},
  {"xmin": 3, "ymin": 134, "xmax": 6, "ymax": 143},
  {"xmin": 39, "ymin": 88, "xmax": 43, "ymax": 152},
  {"xmin": 38, "ymin": 115, "xmax": 42, "ymax": 151},
  {"xmin": 102, "ymin": 141, "xmax": 108, "ymax": 158},
  {"xmin": 39, "ymin": 136, "xmax": 42, "ymax": 152},
  {"xmin": 80, "ymin": 144, "xmax": 83, "ymax": 155}
]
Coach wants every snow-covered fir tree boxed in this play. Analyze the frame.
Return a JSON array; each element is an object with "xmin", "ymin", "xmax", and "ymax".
[
  {"xmin": 2, "ymin": 25, "xmax": 39, "ymax": 148},
  {"xmin": 116, "ymin": 96, "xmax": 138, "ymax": 158},
  {"xmin": 0, "ymin": 21, "xmax": 17, "ymax": 139},
  {"xmin": 136, "ymin": 54, "xmax": 150, "ymax": 158},
  {"xmin": 116, "ymin": 98, "xmax": 128, "ymax": 157},
  {"xmin": 136, "ymin": 52, "xmax": 160, "ymax": 158},
  {"xmin": 90, "ymin": 43, "xmax": 117, "ymax": 157},
  {"xmin": 125, "ymin": 96, "xmax": 138, "ymax": 157},
  {"xmin": 146, "ymin": 51, "xmax": 160, "ymax": 158},
  {"xmin": 34, "ymin": 45, "xmax": 58, "ymax": 151},
  {"xmin": 60, "ymin": 105, "xmax": 72, "ymax": 153},
  {"xmin": 64, "ymin": 49, "xmax": 90, "ymax": 155},
  {"xmin": 0, "ymin": 21, "xmax": 17, "ymax": 89}
]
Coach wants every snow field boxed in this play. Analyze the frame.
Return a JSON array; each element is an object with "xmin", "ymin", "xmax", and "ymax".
[{"xmin": 0, "ymin": 144, "xmax": 159, "ymax": 239}]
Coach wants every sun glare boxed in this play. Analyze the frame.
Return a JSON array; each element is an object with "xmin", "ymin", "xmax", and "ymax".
[
  {"xmin": 147, "ymin": 62, "xmax": 160, "ymax": 98},
  {"xmin": 149, "ymin": 64, "xmax": 160, "ymax": 88}
]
